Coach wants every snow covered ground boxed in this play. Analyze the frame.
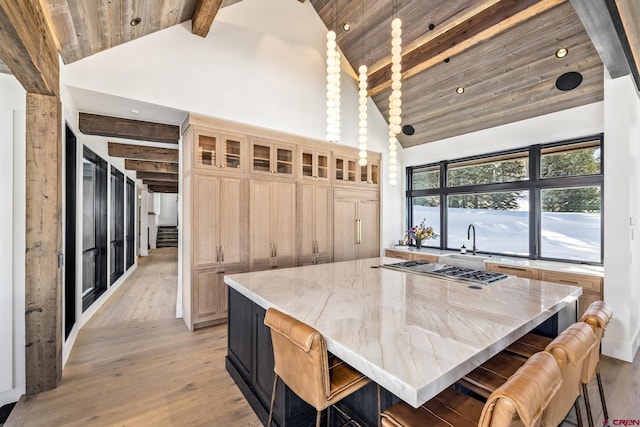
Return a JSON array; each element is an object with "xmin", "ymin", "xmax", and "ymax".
[{"xmin": 413, "ymin": 206, "xmax": 601, "ymax": 263}]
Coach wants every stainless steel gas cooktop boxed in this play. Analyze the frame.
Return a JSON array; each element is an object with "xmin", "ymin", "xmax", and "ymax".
[{"xmin": 381, "ymin": 260, "xmax": 508, "ymax": 285}]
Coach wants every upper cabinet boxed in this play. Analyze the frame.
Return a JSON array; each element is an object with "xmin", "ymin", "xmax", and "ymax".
[
  {"xmin": 334, "ymin": 149, "xmax": 381, "ymax": 187},
  {"xmin": 359, "ymin": 157, "xmax": 380, "ymax": 186},
  {"xmin": 193, "ymin": 128, "xmax": 247, "ymax": 174},
  {"xmin": 299, "ymin": 148, "xmax": 330, "ymax": 182},
  {"xmin": 250, "ymin": 138, "xmax": 295, "ymax": 178}
]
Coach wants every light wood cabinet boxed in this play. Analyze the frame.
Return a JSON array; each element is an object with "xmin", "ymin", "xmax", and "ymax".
[
  {"xmin": 193, "ymin": 175, "xmax": 246, "ymax": 268},
  {"xmin": 299, "ymin": 148, "xmax": 330, "ymax": 182},
  {"xmin": 359, "ymin": 158, "xmax": 380, "ymax": 186},
  {"xmin": 333, "ymin": 189, "xmax": 379, "ymax": 262},
  {"xmin": 486, "ymin": 263, "xmax": 540, "ymax": 280},
  {"xmin": 334, "ymin": 154, "xmax": 358, "ymax": 184},
  {"xmin": 193, "ymin": 129, "xmax": 246, "ymax": 173},
  {"xmin": 540, "ymin": 270, "xmax": 603, "ymax": 318},
  {"xmin": 186, "ymin": 175, "xmax": 246, "ymax": 330},
  {"xmin": 250, "ymin": 138, "xmax": 295, "ymax": 178},
  {"xmin": 250, "ymin": 180, "xmax": 296, "ymax": 270},
  {"xmin": 334, "ymin": 149, "xmax": 381, "ymax": 187},
  {"xmin": 298, "ymin": 183, "xmax": 332, "ymax": 265},
  {"xmin": 191, "ymin": 264, "xmax": 241, "ymax": 327},
  {"xmin": 384, "ymin": 249, "xmax": 439, "ymax": 263}
]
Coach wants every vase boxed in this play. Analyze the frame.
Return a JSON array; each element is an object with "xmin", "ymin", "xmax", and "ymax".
[{"xmin": 415, "ymin": 238, "xmax": 422, "ymax": 249}]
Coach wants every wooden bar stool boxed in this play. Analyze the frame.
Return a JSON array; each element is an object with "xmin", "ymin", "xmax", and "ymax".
[
  {"xmin": 264, "ymin": 308, "xmax": 372, "ymax": 427},
  {"xmin": 380, "ymin": 351, "xmax": 562, "ymax": 427},
  {"xmin": 579, "ymin": 301, "xmax": 613, "ymax": 427},
  {"xmin": 460, "ymin": 322, "xmax": 597, "ymax": 427}
]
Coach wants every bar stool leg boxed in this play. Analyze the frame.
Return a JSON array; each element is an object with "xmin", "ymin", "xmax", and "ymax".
[
  {"xmin": 575, "ymin": 398, "xmax": 584, "ymax": 427},
  {"xmin": 596, "ymin": 369, "xmax": 609, "ymax": 421},
  {"xmin": 316, "ymin": 409, "xmax": 322, "ymax": 427},
  {"xmin": 582, "ymin": 383, "xmax": 595, "ymax": 427},
  {"xmin": 267, "ymin": 375, "xmax": 279, "ymax": 427}
]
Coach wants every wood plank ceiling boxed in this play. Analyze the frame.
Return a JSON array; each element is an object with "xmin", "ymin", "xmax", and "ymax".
[{"xmin": 2, "ymin": 0, "xmax": 639, "ymax": 149}]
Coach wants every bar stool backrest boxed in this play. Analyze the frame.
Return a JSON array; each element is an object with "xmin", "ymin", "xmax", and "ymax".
[
  {"xmin": 478, "ymin": 351, "xmax": 562, "ymax": 427},
  {"xmin": 264, "ymin": 308, "xmax": 331, "ymax": 410},
  {"xmin": 542, "ymin": 322, "xmax": 597, "ymax": 427},
  {"xmin": 579, "ymin": 301, "xmax": 613, "ymax": 384}
]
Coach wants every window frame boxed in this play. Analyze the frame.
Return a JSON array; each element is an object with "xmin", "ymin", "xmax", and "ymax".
[{"xmin": 406, "ymin": 134, "xmax": 604, "ymax": 265}]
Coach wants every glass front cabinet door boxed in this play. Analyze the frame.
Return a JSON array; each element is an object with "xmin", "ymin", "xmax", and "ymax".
[
  {"xmin": 250, "ymin": 139, "xmax": 295, "ymax": 177},
  {"xmin": 195, "ymin": 129, "xmax": 246, "ymax": 173},
  {"xmin": 300, "ymin": 148, "xmax": 330, "ymax": 182}
]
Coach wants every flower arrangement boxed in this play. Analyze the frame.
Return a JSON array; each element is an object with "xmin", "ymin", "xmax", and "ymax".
[{"xmin": 408, "ymin": 219, "xmax": 438, "ymax": 242}]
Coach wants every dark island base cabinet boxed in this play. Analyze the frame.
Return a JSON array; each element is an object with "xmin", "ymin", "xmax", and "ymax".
[{"xmin": 226, "ymin": 287, "xmax": 398, "ymax": 427}]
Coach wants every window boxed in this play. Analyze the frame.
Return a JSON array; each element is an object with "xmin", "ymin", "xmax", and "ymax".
[
  {"xmin": 82, "ymin": 148, "xmax": 108, "ymax": 311},
  {"xmin": 447, "ymin": 191, "xmax": 529, "ymax": 256},
  {"xmin": 110, "ymin": 167, "xmax": 124, "ymax": 284},
  {"xmin": 448, "ymin": 153, "xmax": 528, "ymax": 187},
  {"xmin": 406, "ymin": 135, "xmax": 603, "ymax": 264}
]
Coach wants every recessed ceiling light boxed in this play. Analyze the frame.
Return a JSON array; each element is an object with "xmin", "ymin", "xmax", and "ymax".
[
  {"xmin": 555, "ymin": 47, "xmax": 568, "ymax": 58},
  {"xmin": 342, "ymin": 22, "xmax": 350, "ymax": 31},
  {"xmin": 456, "ymin": 86, "xmax": 465, "ymax": 94},
  {"xmin": 130, "ymin": 17, "xmax": 142, "ymax": 26}
]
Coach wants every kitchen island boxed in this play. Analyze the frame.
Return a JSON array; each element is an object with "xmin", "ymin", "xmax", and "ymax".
[{"xmin": 224, "ymin": 257, "xmax": 582, "ymax": 427}]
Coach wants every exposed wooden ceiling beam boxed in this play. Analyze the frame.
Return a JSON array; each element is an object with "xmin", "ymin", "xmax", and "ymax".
[
  {"xmin": 136, "ymin": 171, "xmax": 179, "ymax": 182},
  {"xmin": 147, "ymin": 184, "xmax": 178, "ymax": 193},
  {"xmin": 613, "ymin": 0, "xmax": 640, "ymax": 89},
  {"xmin": 143, "ymin": 179, "xmax": 179, "ymax": 187},
  {"xmin": 192, "ymin": 0, "xmax": 223, "ymax": 38},
  {"xmin": 0, "ymin": 0, "xmax": 59, "ymax": 95},
  {"xmin": 125, "ymin": 159, "xmax": 179, "ymax": 174},
  {"xmin": 79, "ymin": 113, "xmax": 180, "ymax": 144},
  {"xmin": 108, "ymin": 142, "xmax": 179, "ymax": 163},
  {"xmin": 367, "ymin": 0, "xmax": 564, "ymax": 97},
  {"xmin": 570, "ymin": 0, "xmax": 630, "ymax": 79}
]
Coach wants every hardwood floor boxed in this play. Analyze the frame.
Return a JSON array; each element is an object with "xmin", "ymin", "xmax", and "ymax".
[
  {"xmin": 6, "ymin": 248, "xmax": 260, "ymax": 427},
  {"xmin": 5, "ymin": 248, "xmax": 640, "ymax": 425}
]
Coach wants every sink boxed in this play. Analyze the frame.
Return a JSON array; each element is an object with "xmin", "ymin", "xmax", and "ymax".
[{"xmin": 438, "ymin": 253, "xmax": 489, "ymax": 270}]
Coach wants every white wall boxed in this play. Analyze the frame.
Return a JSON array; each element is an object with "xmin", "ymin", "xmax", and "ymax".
[
  {"xmin": 61, "ymin": 0, "xmax": 393, "ymax": 247},
  {"xmin": 157, "ymin": 193, "xmax": 178, "ymax": 226},
  {"xmin": 602, "ymin": 73, "xmax": 640, "ymax": 362},
  {"xmin": 0, "ymin": 74, "xmax": 26, "ymax": 406}
]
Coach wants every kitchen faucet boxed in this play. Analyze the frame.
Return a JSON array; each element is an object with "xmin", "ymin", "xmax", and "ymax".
[{"xmin": 467, "ymin": 224, "xmax": 477, "ymax": 255}]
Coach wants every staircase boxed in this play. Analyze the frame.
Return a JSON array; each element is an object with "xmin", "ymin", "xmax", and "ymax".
[{"xmin": 156, "ymin": 226, "xmax": 178, "ymax": 248}]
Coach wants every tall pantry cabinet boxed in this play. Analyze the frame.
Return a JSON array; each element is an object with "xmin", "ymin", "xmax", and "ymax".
[
  {"xmin": 181, "ymin": 113, "xmax": 381, "ymax": 331},
  {"xmin": 182, "ymin": 125, "xmax": 248, "ymax": 330}
]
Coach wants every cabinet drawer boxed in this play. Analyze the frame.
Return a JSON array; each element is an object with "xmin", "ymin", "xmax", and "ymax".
[
  {"xmin": 540, "ymin": 270, "xmax": 603, "ymax": 294},
  {"xmin": 487, "ymin": 263, "xmax": 540, "ymax": 280},
  {"xmin": 385, "ymin": 249, "xmax": 413, "ymax": 260},
  {"xmin": 412, "ymin": 253, "xmax": 439, "ymax": 263}
]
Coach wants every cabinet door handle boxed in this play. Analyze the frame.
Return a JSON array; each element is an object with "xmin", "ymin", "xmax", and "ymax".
[
  {"xmin": 356, "ymin": 219, "xmax": 362, "ymax": 244},
  {"xmin": 216, "ymin": 245, "xmax": 220, "ymax": 262},
  {"xmin": 221, "ymin": 246, "xmax": 224, "ymax": 262},
  {"xmin": 274, "ymin": 243, "xmax": 277, "ymax": 257},
  {"xmin": 557, "ymin": 279, "xmax": 580, "ymax": 285}
]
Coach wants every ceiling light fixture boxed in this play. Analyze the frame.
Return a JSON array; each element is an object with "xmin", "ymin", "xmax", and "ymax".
[
  {"xmin": 357, "ymin": 0, "xmax": 367, "ymax": 166},
  {"xmin": 130, "ymin": 17, "xmax": 142, "ymax": 26},
  {"xmin": 343, "ymin": 22, "xmax": 350, "ymax": 31},
  {"xmin": 456, "ymin": 86, "xmax": 465, "ymax": 94},
  {"xmin": 555, "ymin": 47, "xmax": 568, "ymax": 58},
  {"xmin": 326, "ymin": 1, "xmax": 340, "ymax": 143},
  {"xmin": 388, "ymin": 2, "xmax": 402, "ymax": 187}
]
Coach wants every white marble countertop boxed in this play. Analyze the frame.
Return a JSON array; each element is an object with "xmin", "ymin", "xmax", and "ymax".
[
  {"xmin": 388, "ymin": 246, "xmax": 604, "ymax": 277},
  {"xmin": 224, "ymin": 257, "xmax": 582, "ymax": 408}
]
